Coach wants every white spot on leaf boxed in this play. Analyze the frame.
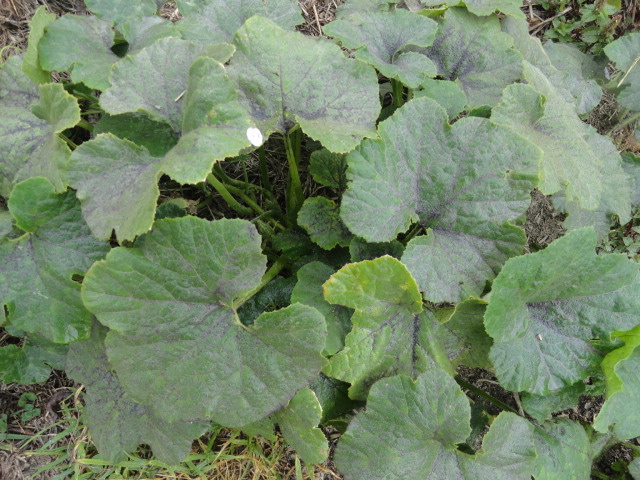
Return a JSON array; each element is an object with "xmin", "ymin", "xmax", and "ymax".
[{"xmin": 246, "ymin": 127, "xmax": 263, "ymax": 147}]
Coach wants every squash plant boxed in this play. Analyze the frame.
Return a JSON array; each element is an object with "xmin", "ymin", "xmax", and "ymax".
[{"xmin": 1, "ymin": 0, "xmax": 640, "ymax": 477}]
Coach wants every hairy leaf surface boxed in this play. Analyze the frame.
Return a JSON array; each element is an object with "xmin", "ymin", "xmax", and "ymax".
[
  {"xmin": 323, "ymin": 9, "xmax": 438, "ymax": 88},
  {"xmin": 227, "ymin": 16, "xmax": 380, "ymax": 152},
  {"xmin": 485, "ymin": 228, "xmax": 640, "ymax": 394},
  {"xmin": 335, "ymin": 370, "xmax": 536, "ymax": 480},
  {"xmin": 533, "ymin": 419, "xmax": 591, "ymax": 480},
  {"xmin": 82, "ymin": 217, "xmax": 327, "ymax": 426},
  {"xmin": 177, "ymin": 0, "xmax": 303, "ymax": 44},
  {"xmin": 0, "ymin": 56, "xmax": 80, "ymax": 196},
  {"xmin": 84, "ymin": 0, "xmax": 158, "ymax": 24},
  {"xmin": 323, "ymin": 256, "xmax": 453, "ymax": 399},
  {"xmin": 419, "ymin": 8, "xmax": 523, "ymax": 108},
  {"xmin": 341, "ymin": 97, "xmax": 539, "ymax": 302},
  {"xmin": 67, "ymin": 321, "xmax": 208, "ymax": 464},
  {"xmin": 0, "ymin": 178, "xmax": 109, "ymax": 343}
]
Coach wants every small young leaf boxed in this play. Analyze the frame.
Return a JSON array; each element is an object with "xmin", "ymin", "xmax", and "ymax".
[
  {"xmin": 309, "ymin": 149, "xmax": 347, "ymax": 191},
  {"xmin": 323, "ymin": 9, "xmax": 438, "ymax": 88},
  {"xmin": 291, "ymin": 261, "xmax": 352, "ymax": 356},
  {"xmin": 485, "ymin": 228, "xmax": 640, "ymax": 394},
  {"xmin": 82, "ymin": 217, "xmax": 327, "ymax": 426},
  {"xmin": 1, "ymin": 178, "xmax": 109, "ymax": 343},
  {"xmin": 177, "ymin": 0, "xmax": 304, "ymax": 44},
  {"xmin": 298, "ymin": 197, "xmax": 353, "ymax": 251},
  {"xmin": 67, "ymin": 321, "xmax": 208, "ymax": 464},
  {"xmin": 38, "ymin": 15, "xmax": 119, "ymax": 90},
  {"xmin": 227, "ymin": 17, "xmax": 380, "ymax": 153},
  {"xmin": 275, "ymin": 388, "xmax": 328, "ymax": 465},
  {"xmin": 335, "ymin": 370, "xmax": 536, "ymax": 480}
]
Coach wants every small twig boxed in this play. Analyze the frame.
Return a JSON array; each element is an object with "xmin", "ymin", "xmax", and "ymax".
[
  {"xmin": 312, "ymin": 2, "xmax": 323, "ymax": 35},
  {"xmin": 529, "ymin": 6, "xmax": 572, "ymax": 35},
  {"xmin": 617, "ymin": 54, "xmax": 640, "ymax": 87}
]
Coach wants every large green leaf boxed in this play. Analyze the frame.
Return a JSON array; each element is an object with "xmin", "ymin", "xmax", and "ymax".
[
  {"xmin": 82, "ymin": 217, "xmax": 327, "ymax": 426},
  {"xmin": 84, "ymin": 0, "xmax": 158, "ymax": 25},
  {"xmin": 484, "ymin": 228, "xmax": 640, "ymax": 394},
  {"xmin": 593, "ymin": 325, "xmax": 640, "ymax": 439},
  {"xmin": 0, "ymin": 56, "xmax": 80, "ymax": 196},
  {"xmin": 542, "ymin": 41, "xmax": 603, "ymax": 114},
  {"xmin": 67, "ymin": 321, "xmax": 208, "ymax": 464},
  {"xmin": 67, "ymin": 134, "xmax": 163, "ymax": 241},
  {"xmin": 493, "ymin": 68, "xmax": 630, "ymax": 215},
  {"xmin": 22, "ymin": 7, "xmax": 56, "ymax": 84},
  {"xmin": 341, "ymin": 96, "xmax": 539, "ymax": 302},
  {"xmin": 99, "ymin": 37, "xmax": 234, "ymax": 132},
  {"xmin": 604, "ymin": 32, "xmax": 640, "ymax": 112},
  {"xmin": 418, "ymin": 8, "xmax": 523, "ymax": 109},
  {"xmin": 38, "ymin": 15, "xmax": 119, "ymax": 90},
  {"xmin": 290, "ymin": 261, "xmax": 352, "ymax": 356},
  {"xmin": 0, "ymin": 178, "xmax": 109, "ymax": 344},
  {"xmin": 323, "ymin": 9, "xmax": 438, "ymax": 88},
  {"xmin": 227, "ymin": 16, "xmax": 380, "ymax": 152},
  {"xmin": 119, "ymin": 16, "xmax": 180, "ymax": 56},
  {"xmin": 69, "ymin": 57, "xmax": 253, "ymax": 241},
  {"xmin": 323, "ymin": 256, "xmax": 454, "ymax": 400},
  {"xmin": 335, "ymin": 370, "xmax": 536, "ymax": 480},
  {"xmin": 501, "ymin": 16, "xmax": 602, "ymax": 115},
  {"xmin": 533, "ymin": 419, "xmax": 591, "ymax": 480},
  {"xmin": 177, "ymin": 0, "xmax": 303, "ymax": 44}
]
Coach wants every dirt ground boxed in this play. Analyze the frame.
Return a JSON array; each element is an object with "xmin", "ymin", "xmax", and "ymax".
[{"xmin": 0, "ymin": 1, "xmax": 637, "ymax": 479}]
